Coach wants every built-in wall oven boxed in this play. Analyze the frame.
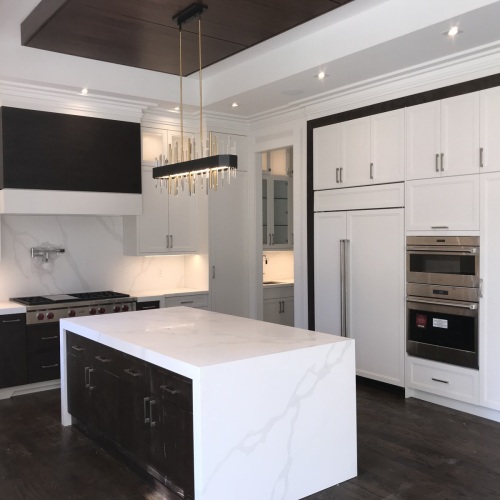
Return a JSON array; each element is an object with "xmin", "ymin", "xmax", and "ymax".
[{"xmin": 406, "ymin": 236, "xmax": 480, "ymax": 369}]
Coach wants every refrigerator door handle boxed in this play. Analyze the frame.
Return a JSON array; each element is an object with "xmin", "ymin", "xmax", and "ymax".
[{"xmin": 340, "ymin": 240, "xmax": 346, "ymax": 337}]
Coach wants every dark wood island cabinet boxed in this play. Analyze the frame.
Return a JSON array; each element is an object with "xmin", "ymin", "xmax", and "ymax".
[{"xmin": 66, "ymin": 331, "xmax": 194, "ymax": 499}]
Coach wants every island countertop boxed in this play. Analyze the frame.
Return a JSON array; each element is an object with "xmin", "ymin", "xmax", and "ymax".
[
  {"xmin": 60, "ymin": 307, "xmax": 357, "ymax": 500},
  {"xmin": 60, "ymin": 306, "xmax": 347, "ymax": 378}
]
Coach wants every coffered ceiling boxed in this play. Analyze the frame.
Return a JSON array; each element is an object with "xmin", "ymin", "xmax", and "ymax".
[{"xmin": 21, "ymin": 0, "xmax": 353, "ymax": 76}]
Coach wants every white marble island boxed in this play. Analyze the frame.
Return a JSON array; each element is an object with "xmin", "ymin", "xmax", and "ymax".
[{"xmin": 60, "ymin": 307, "xmax": 357, "ymax": 500}]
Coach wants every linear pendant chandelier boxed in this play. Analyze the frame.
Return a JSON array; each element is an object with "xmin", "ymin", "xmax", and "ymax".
[{"xmin": 152, "ymin": 3, "xmax": 238, "ymax": 195}]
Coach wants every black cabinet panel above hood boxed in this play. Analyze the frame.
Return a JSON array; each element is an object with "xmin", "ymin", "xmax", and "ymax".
[{"xmin": 0, "ymin": 107, "xmax": 141, "ymax": 194}]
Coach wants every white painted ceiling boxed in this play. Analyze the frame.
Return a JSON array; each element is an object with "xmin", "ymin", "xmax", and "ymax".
[{"xmin": 199, "ymin": 0, "xmax": 500, "ymax": 118}]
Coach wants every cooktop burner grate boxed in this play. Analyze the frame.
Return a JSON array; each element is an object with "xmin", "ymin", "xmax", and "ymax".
[{"xmin": 11, "ymin": 291, "xmax": 130, "ymax": 306}]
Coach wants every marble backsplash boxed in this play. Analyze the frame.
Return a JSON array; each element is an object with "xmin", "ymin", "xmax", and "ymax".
[{"xmin": 0, "ymin": 215, "xmax": 206, "ymax": 300}]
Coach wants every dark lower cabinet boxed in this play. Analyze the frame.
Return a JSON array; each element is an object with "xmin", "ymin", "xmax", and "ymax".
[
  {"xmin": 66, "ymin": 331, "xmax": 194, "ymax": 499},
  {"xmin": 0, "ymin": 314, "xmax": 27, "ymax": 389},
  {"xmin": 27, "ymin": 322, "xmax": 60, "ymax": 383}
]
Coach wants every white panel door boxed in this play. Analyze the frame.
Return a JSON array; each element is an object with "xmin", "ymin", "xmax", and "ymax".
[
  {"xmin": 139, "ymin": 166, "xmax": 169, "ymax": 254},
  {"xmin": 480, "ymin": 173, "xmax": 500, "ymax": 410},
  {"xmin": 209, "ymin": 171, "xmax": 249, "ymax": 317},
  {"xmin": 341, "ymin": 117, "xmax": 370, "ymax": 187},
  {"xmin": 370, "ymin": 109, "xmax": 405, "ymax": 184},
  {"xmin": 440, "ymin": 92, "xmax": 480, "ymax": 176},
  {"xmin": 313, "ymin": 124, "xmax": 341, "ymax": 190},
  {"xmin": 167, "ymin": 189, "xmax": 198, "ymax": 254},
  {"xmin": 405, "ymin": 101, "xmax": 441, "ymax": 180},
  {"xmin": 347, "ymin": 209, "xmax": 405, "ymax": 386},
  {"xmin": 406, "ymin": 175, "xmax": 480, "ymax": 231},
  {"xmin": 314, "ymin": 211, "xmax": 346, "ymax": 335},
  {"xmin": 480, "ymin": 87, "xmax": 500, "ymax": 173}
]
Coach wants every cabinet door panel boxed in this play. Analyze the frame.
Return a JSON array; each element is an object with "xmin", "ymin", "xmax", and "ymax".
[
  {"xmin": 313, "ymin": 124, "xmax": 341, "ymax": 190},
  {"xmin": 480, "ymin": 87, "xmax": 500, "ymax": 173},
  {"xmin": 168, "ymin": 190, "xmax": 198, "ymax": 253},
  {"xmin": 441, "ymin": 92, "xmax": 480, "ymax": 176},
  {"xmin": 314, "ymin": 211, "xmax": 346, "ymax": 335},
  {"xmin": 347, "ymin": 209, "xmax": 404, "ymax": 386},
  {"xmin": 480, "ymin": 173, "xmax": 500, "ymax": 409},
  {"xmin": 0, "ymin": 315, "xmax": 27, "ymax": 389},
  {"xmin": 406, "ymin": 175, "xmax": 480, "ymax": 231},
  {"xmin": 281, "ymin": 296, "xmax": 294, "ymax": 327},
  {"xmin": 341, "ymin": 117, "xmax": 370, "ymax": 187},
  {"xmin": 209, "ymin": 171, "xmax": 249, "ymax": 317},
  {"xmin": 370, "ymin": 109, "xmax": 404, "ymax": 184},
  {"xmin": 67, "ymin": 353, "xmax": 88, "ymax": 420},
  {"xmin": 139, "ymin": 166, "xmax": 168, "ymax": 254},
  {"xmin": 263, "ymin": 298, "xmax": 281, "ymax": 324},
  {"xmin": 406, "ymin": 101, "xmax": 440, "ymax": 180}
]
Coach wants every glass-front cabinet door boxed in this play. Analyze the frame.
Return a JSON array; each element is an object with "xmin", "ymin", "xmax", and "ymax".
[{"xmin": 263, "ymin": 174, "xmax": 293, "ymax": 249}]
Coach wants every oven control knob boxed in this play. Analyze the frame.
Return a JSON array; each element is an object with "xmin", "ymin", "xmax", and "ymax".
[
  {"xmin": 122, "ymin": 304, "xmax": 130, "ymax": 312},
  {"xmin": 37, "ymin": 312, "xmax": 45, "ymax": 321},
  {"xmin": 47, "ymin": 312, "xmax": 54, "ymax": 320},
  {"xmin": 113, "ymin": 305, "xmax": 121, "ymax": 313},
  {"xmin": 68, "ymin": 309, "xmax": 76, "ymax": 317},
  {"xmin": 98, "ymin": 307, "xmax": 105, "ymax": 314},
  {"xmin": 89, "ymin": 308, "xmax": 97, "ymax": 315}
]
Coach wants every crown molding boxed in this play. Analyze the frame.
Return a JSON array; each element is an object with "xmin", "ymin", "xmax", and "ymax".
[{"xmin": 0, "ymin": 79, "xmax": 155, "ymax": 122}]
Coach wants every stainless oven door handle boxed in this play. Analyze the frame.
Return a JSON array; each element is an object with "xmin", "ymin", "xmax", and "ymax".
[
  {"xmin": 406, "ymin": 246, "xmax": 477, "ymax": 254},
  {"xmin": 406, "ymin": 296, "xmax": 478, "ymax": 310}
]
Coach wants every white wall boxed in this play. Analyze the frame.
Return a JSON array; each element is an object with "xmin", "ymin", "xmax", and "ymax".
[
  {"xmin": 0, "ymin": 215, "xmax": 199, "ymax": 299},
  {"xmin": 262, "ymin": 251, "xmax": 294, "ymax": 282}
]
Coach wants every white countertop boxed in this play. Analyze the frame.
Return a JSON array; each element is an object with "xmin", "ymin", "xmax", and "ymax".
[
  {"xmin": 132, "ymin": 287, "xmax": 208, "ymax": 301},
  {"xmin": 0, "ymin": 301, "xmax": 26, "ymax": 314},
  {"xmin": 60, "ymin": 307, "xmax": 345, "ymax": 370}
]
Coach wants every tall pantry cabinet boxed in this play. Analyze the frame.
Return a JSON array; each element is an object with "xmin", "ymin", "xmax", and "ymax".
[{"xmin": 313, "ymin": 108, "xmax": 405, "ymax": 387}]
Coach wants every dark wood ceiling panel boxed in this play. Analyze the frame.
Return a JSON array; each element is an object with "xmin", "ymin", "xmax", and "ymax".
[
  {"xmin": 23, "ymin": 1, "xmax": 245, "ymax": 75},
  {"xmin": 21, "ymin": 0, "xmax": 354, "ymax": 75}
]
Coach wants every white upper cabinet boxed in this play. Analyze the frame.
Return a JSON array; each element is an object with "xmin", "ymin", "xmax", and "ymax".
[
  {"xmin": 370, "ymin": 109, "xmax": 405, "ymax": 184},
  {"xmin": 123, "ymin": 166, "xmax": 198, "ymax": 255},
  {"xmin": 480, "ymin": 86, "xmax": 500, "ymax": 173},
  {"xmin": 313, "ymin": 110, "xmax": 404, "ymax": 190},
  {"xmin": 406, "ymin": 175, "xmax": 480, "ymax": 232},
  {"xmin": 406, "ymin": 93, "xmax": 480, "ymax": 180},
  {"xmin": 341, "ymin": 116, "xmax": 371, "ymax": 187},
  {"xmin": 313, "ymin": 124, "xmax": 341, "ymax": 190}
]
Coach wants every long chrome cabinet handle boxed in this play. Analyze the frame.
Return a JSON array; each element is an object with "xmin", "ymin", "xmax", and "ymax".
[
  {"xmin": 2, "ymin": 319, "xmax": 21, "ymax": 323},
  {"xmin": 42, "ymin": 363, "xmax": 59, "ymax": 369},
  {"xmin": 336, "ymin": 168, "xmax": 340, "ymax": 183},
  {"xmin": 170, "ymin": 235, "xmax": 173, "ymax": 248},
  {"xmin": 149, "ymin": 400, "xmax": 157, "ymax": 427},
  {"xmin": 407, "ymin": 246, "xmax": 476, "ymax": 254},
  {"xmin": 166, "ymin": 235, "xmax": 169, "ymax": 249},
  {"xmin": 435, "ymin": 154, "xmax": 439, "ymax": 172},
  {"xmin": 430, "ymin": 226, "xmax": 450, "ymax": 230},
  {"xmin": 339, "ymin": 167, "xmax": 343, "ymax": 183},
  {"xmin": 440, "ymin": 152, "xmax": 444, "ymax": 171},
  {"xmin": 143, "ymin": 397, "xmax": 150, "ymax": 424},
  {"xmin": 340, "ymin": 240, "xmax": 346, "ymax": 337},
  {"xmin": 41, "ymin": 335, "xmax": 58, "ymax": 340},
  {"xmin": 370, "ymin": 162, "xmax": 374, "ymax": 180},
  {"xmin": 407, "ymin": 296, "xmax": 478, "ymax": 310},
  {"xmin": 480, "ymin": 147, "xmax": 484, "ymax": 168}
]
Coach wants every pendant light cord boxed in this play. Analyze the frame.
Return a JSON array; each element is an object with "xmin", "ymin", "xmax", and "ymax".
[
  {"xmin": 198, "ymin": 18, "xmax": 203, "ymax": 158},
  {"xmin": 179, "ymin": 26, "xmax": 184, "ymax": 162}
]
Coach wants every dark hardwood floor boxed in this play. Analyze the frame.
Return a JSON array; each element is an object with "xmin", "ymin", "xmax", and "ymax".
[{"xmin": 1, "ymin": 381, "xmax": 500, "ymax": 499}]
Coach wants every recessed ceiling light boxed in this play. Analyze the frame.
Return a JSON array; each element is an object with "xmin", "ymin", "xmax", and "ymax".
[
  {"xmin": 81, "ymin": 87, "xmax": 88, "ymax": 95},
  {"xmin": 443, "ymin": 26, "xmax": 462, "ymax": 37},
  {"xmin": 231, "ymin": 102, "xmax": 239, "ymax": 108},
  {"xmin": 315, "ymin": 71, "xmax": 329, "ymax": 80}
]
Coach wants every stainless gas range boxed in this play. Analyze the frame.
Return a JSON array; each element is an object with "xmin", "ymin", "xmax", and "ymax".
[
  {"xmin": 9, "ymin": 291, "xmax": 136, "ymax": 384},
  {"xmin": 11, "ymin": 291, "xmax": 137, "ymax": 324}
]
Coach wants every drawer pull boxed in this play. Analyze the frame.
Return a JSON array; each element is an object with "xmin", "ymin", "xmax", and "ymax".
[
  {"xmin": 2, "ymin": 319, "xmax": 21, "ymax": 323},
  {"xmin": 180, "ymin": 300, "xmax": 194, "ymax": 304},
  {"xmin": 431, "ymin": 377, "xmax": 449, "ymax": 384},
  {"xmin": 431, "ymin": 226, "xmax": 449, "ymax": 230},
  {"xmin": 71, "ymin": 345, "xmax": 85, "ymax": 352},
  {"xmin": 95, "ymin": 355, "xmax": 110, "ymax": 363},
  {"xmin": 140, "ymin": 305, "xmax": 157, "ymax": 310},
  {"xmin": 124, "ymin": 368, "xmax": 142, "ymax": 377},
  {"xmin": 42, "ymin": 363, "xmax": 59, "ymax": 369},
  {"xmin": 160, "ymin": 385, "xmax": 179, "ymax": 395},
  {"xmin": 41, "ymin": 335, "xmax": 58, "ymax": 340}
]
